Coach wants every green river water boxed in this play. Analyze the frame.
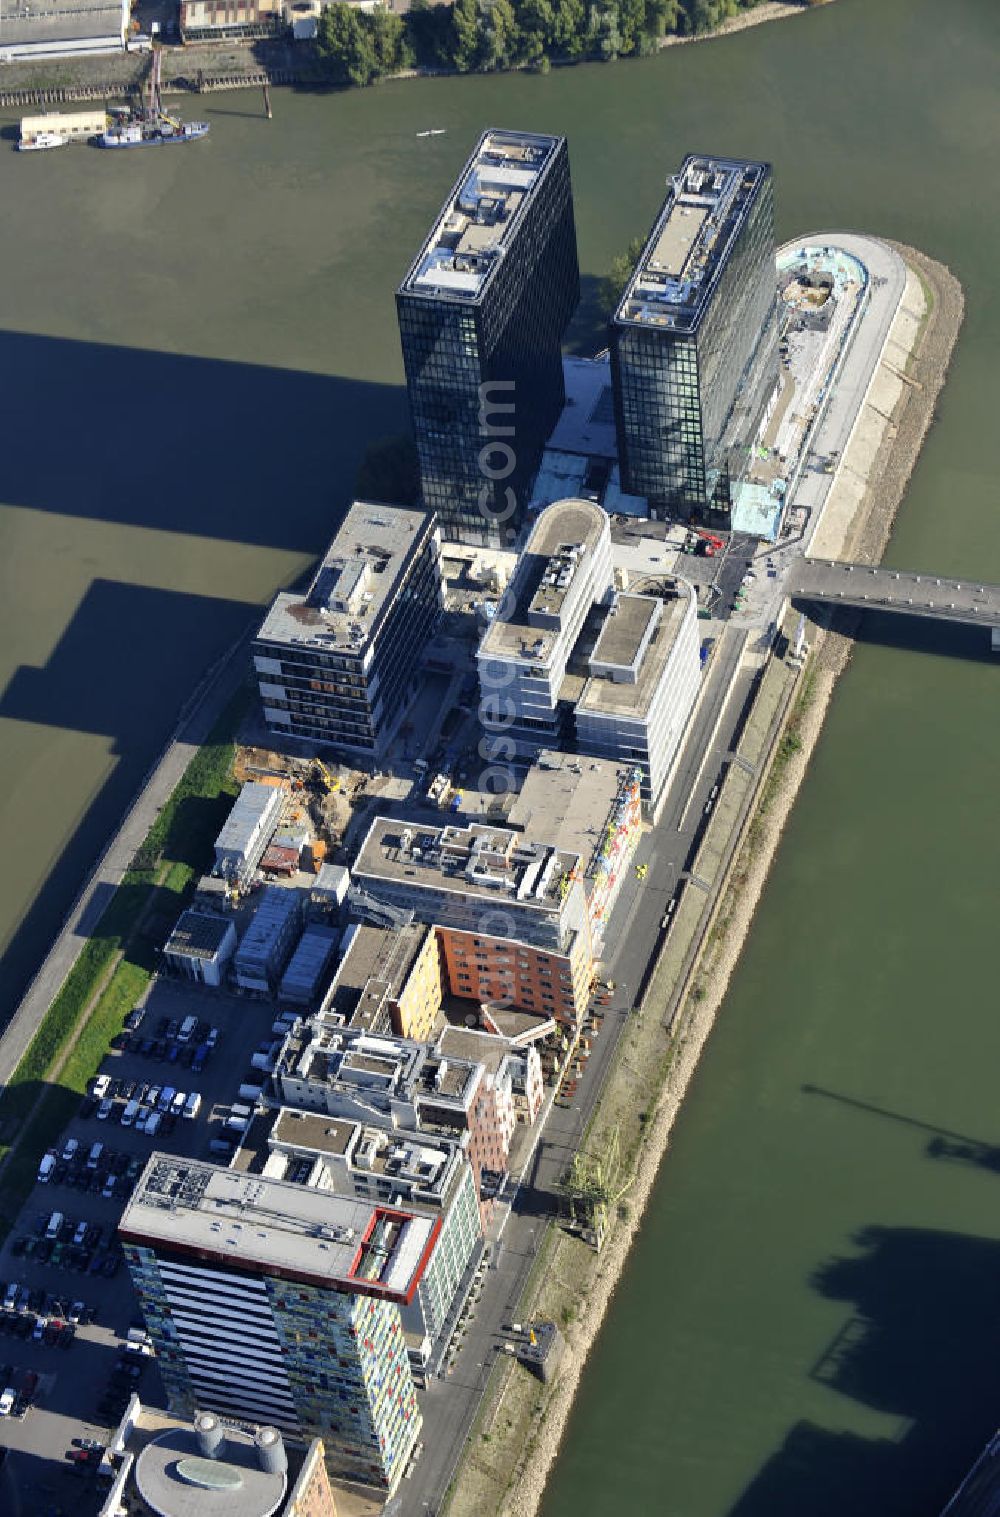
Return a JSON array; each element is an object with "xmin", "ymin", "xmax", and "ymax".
[{"xmin": 0, "ymin": 0, "xmax": 998, "ymax": 1508}]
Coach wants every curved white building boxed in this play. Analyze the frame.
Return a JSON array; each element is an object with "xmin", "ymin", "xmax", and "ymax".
[{"xmin": 477, "ymin": 497, "xmax": 613, "ymax": 756}]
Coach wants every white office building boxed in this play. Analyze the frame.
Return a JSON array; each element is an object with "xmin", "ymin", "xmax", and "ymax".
[
  {"xmin": 575, "ymin": 582, "xmax": 700, "ymax": 815},
  {"xmin": 477, "ymin": 498, "xmax": 613, "ymax": 755}
]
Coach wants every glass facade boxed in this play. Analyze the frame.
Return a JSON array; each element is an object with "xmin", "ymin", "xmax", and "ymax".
[
  {"xmin": 612, "ymin": 162, "xmax": 779, "ymax": 525},
  {"xmin": 254, "ymin": 519, "xmax": 441, "ymax": 756},
  {"xmin": 397, "ymin": 133, "xmax": 580, "ymax": 547}
]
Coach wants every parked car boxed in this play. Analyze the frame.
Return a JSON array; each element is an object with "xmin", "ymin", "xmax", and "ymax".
[
  {"xmin": 90, "ymin": 1075, "xmax": 110, "ymax": 1100},
  {"xmin": 96, "ymin": 1100, "xmax": 114, "ymax": 1122},
  {"xmin": 125, "ymin": 1007, "xmax": 146, "ymax": 1032},
  {"xmin": 61, "ymin": 1139, "xmax": 79, "ymax": 1163}
]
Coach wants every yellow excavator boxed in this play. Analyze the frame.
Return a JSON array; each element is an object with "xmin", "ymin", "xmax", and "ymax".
[{"xmin": 310, "ymin": 759, "xmax": 340, "ymax": 795}]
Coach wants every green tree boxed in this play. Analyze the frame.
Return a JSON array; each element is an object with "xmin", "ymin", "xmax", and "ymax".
[
  {"xmin": 370, "ymin": 8, "xmax": 411, "ymax": 72},
  {"xmin": 479, "ymin": 0, "xmax": 518, "ymax": 69},
  {"xmin": 592, "ymin": 0, "xmax": 621, "ymax": 58},
  {"xmin": 618, "ymin": 0, "xmax": 645, "ymax": 52},
  {"xmin": 550, "ymin": 0, "xmax": 586, "ymax": 55},
  {"xmin": 517, "ymin": 0, "xmax": 555, "ymax": 57},
  {"xmin": 449, "ymin": 0, "xmax": 482, "ymax": 71},
  {"xmin": 406, "ymin": 0, "xmax": 454, "ymax": 66},
  {"xmin": 600, "ymin": 234, "xmax": 645, "ymax": 314},
  {"xmin": 317, "ymin": 3, "xmax": 379, "ymax": 86}
]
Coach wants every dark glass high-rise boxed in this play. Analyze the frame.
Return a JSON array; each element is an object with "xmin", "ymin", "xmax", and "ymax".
[
  {"xmin": 611, "ymin": 155, "xmax": 779, "ymax": 527},
  {"xmin": 397, "ymin": 129, "xmax": 580, "ymax": 548}
]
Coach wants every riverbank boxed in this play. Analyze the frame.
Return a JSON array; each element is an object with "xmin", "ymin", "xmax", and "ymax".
[
  {"xmin": 0, "ymin": 0, "xmax": 831, "ymax": 106},
  {"xmin": 443, "ymin": 243, "xmax": 964, "ymax": 1517}
]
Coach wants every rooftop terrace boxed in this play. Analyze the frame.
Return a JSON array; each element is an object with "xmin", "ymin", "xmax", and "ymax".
[
  {"xmin": 353, "ymin": 817, "xmax": 581, "ymax": 914},
  {"xmin": 617, "ymin": 154, "xmax": 769, "ymax": 334},
  {"xmin": 399, "ymin": 129, "xmax": 560, "ymax": 303},
  {"xmin": 256, "ymin": 502, "xmax": 435, "ymax": 656},
  {"xmin": 578, "ymin": 584, "xmax": 695, "ymax": 720},
  {"xmin": 508, "ymin": 750, "xmax": 640, "ymax": 868},
  {"xmin": 119, "ymin": 1153, "xmax": 438, "ymax": 1304},
  {"xmin": 478, "ymin": 497, "xmax": 609, "ymax": 663}
]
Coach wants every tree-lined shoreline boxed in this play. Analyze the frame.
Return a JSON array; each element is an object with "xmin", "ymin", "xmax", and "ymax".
[{"xmin": 316, "ymin": 0, "xmax": 826, "ymax": 90}]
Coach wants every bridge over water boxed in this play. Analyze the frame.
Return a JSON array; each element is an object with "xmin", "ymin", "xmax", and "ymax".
[{"xmin": 788, "ymin": 558, "xmax": 1000, "ymax": 649}]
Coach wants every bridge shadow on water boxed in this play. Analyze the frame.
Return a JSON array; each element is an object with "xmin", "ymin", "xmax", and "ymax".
[
  {"xmin": 794, "ymin": 603, "xmax": 997, "ymax": 665},
  {"xmin": 727, "ymin": 1225, "xmax": 1000, "ymax": 1517},
  {"xmin": 0, "ymin": 327, "xmax": 408, "ymax": 551}
]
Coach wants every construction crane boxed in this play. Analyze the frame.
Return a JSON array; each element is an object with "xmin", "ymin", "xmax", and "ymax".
[{"xmin": 557, "ymin": 1128, "xmax": 625, "ymax": 1251}]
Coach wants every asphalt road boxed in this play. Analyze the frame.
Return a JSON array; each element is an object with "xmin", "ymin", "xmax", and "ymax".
[{"xmin": 396, "ymin": 622, "xmax": 763, "ymax": 1517}]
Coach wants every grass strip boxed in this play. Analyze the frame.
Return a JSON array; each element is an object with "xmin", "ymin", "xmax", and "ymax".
[{"xmin": 0, "ymin": 690, "xmax": 245, "ymax": 1237}]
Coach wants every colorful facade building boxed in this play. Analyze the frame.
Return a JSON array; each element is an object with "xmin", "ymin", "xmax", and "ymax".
[
  {"xmin": 508, "ymin": 750, "xmax": 644, "ymax": 951},
  {"xmin": 265, "ymin": 1109, "xmax": 483, "ymax": 1377},
  {"xmin": 119, "ymin": 1156, "xmax": 428, "ymax": 1494}
]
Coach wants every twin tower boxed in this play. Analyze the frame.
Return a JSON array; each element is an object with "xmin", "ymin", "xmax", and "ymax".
[{"xmin": 396, "ymin": 129, "xmax": 778, "ymax": 547}]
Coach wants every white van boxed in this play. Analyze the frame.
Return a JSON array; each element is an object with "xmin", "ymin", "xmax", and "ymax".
[
  {"xmin": 87, "ymin": 1142, "xmax": 104, "ymax": 1170},
  {"xmin": 182, "ymin": 1092, "xmax": 202, "ymax": 1121},
  {"xmin": 144, "ymin": 1112, "xmax": 162, "ymax": 1138},
  {"xmin": 45, "ymin": 1211, "xmax": 64, "ymax": 1239},
  {"xmin": 37, "ymin": 1153, "xmax": 56, "ymax": 1184},
  {"xmin": 177, "ymin": 1015, "xmax": 198, "ymax": 1045},
  {"xmin": 0, "ymin": 1388, "xmax": 15, "ymax": 1416},
  {"xmin": 121, "ymin": 1099, "xmax": 140, "ymax": 1128},
  {"xmin": 90, "ymin": 1074, "xmax": 110, "ymax": 1099}
]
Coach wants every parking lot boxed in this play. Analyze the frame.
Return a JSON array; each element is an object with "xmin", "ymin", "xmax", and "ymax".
[{"xmin": 0, "ymin": 974, "xmax": 287, "ymax": 1507}]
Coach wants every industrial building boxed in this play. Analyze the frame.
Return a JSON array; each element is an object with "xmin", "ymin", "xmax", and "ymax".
[
  {"xmin": 575, "ymin": 582, "xmax": 700, "ymax": 813},
  {"xmin": 351, "ymin": 817, "xmax": 593, "ymax": 1024},
  {"xmin": 508, "ymin": 751, "xmax": 644, "ymax": 947},
  {"xmin": 611, "ymin": 154, "xmax": 779, "ymax": 525},
  {"xmin": 213, "ymin": 781, "xmax": 284, "ymax": 886},
  {"xmin": 264, "ymin": 1110, "xmax": 482, "ymax": 1376},
  {"xmin": 0, "ymin": 0, "xmax": 127, "ymax": 60},
  {"xmin": 320, "ymin": 921, "xmax": 442, "ymax": 1042},
  {"xmin": 476, "ymin": 497, "xmax": 613, "ymax": 755},
  {"xmin": 180, "ymin": 0, "xmax": 284, "ymax": 41},
  {"xmin": 234, "ymin": 886, "xmax": 302, "ymax": 994},
  {"xmin": 278, "ymin": 925, "xmax": 341, "ymax": 1006},
  {"xmin": 253, "ymin": 503, "xmax": 442, "ymax": 759},
  {"xmin": 397, "ymin": 129, "xmax": 580, "ymax": 545},
  {"xmin": 97, "ymin": 1399, "xmax": 338, "ymax": 1517},
  {"xmin": 119, "ymin": 1155, "xmax": 426, "ymax": 1492},
  {"xmin": 163, "ymin": 911, "xmax": 238, "ymax": 988}
]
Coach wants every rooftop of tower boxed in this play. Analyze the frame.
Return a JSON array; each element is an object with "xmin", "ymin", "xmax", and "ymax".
[
  {"xmin": 398, "ymin": 128, "xmax": 563, "ymax": 304},
  {"xmin": 615, "ymin": 154, "xmax": 770, "ymax": 335}
]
